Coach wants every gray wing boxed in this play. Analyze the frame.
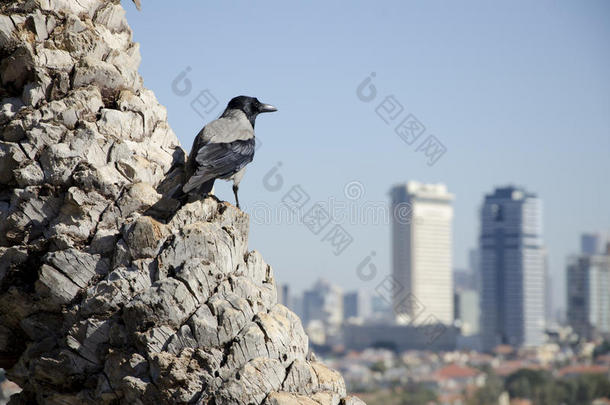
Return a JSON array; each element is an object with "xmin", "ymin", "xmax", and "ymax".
[{"xmin": 182, "ymin": 138, "xmax": 255, "ymax": 193}]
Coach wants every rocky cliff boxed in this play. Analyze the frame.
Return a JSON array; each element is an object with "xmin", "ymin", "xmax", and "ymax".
[{"xmin": 0, "ymin": 1, "xmax": 364, "ymax": 404}]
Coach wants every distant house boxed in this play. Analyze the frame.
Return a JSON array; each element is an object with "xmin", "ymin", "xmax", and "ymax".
[
  {"xmin": 425, "ymin": 364, "xmax": 486, "ymax": 405},
  {"xmin": 557, "ymin": 364, "xmax": 609, "ymax": 378},
  {"xmin": 494, "ymin": 344, "xmax": 515, "ymax": 358},
  {"xmin": 434, "ymin": 364, "xmax": 486, "ymax": 390}
]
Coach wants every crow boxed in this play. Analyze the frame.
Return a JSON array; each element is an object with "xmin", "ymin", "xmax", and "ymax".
[{"xmin": 182, "ymin": 96, "xmax": 277, "ymax": 208}]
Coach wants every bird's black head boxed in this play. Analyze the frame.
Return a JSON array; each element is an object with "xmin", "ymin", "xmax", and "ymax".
[{"xmin": 223, "ymin": 96, "xmax": 277, "ymax": 127}]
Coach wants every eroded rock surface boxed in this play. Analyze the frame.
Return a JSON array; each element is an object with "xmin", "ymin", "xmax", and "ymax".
[{"xmin": 0, "ymin": 1, "xmax": 363, "ymax": 404}]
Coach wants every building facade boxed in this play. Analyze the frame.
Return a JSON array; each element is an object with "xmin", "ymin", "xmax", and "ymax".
[
  {"xmin": 454, "ymin": 289, "xmax": 480, "ymax": 336},
  {"xmin": 581, "ymin": 233, "xmax": 608, "ymax": 256},
  {"xmin": 390, "ymin": 182, "xmax": 454, "ymax": 325},
  {"xmin": 567, "ymin": 253, "xmax": 610, "ymax": 340},
  {"xmin": 479, "ymin": 186, "xmax": 546, "ymax": 350},
  {"xmin": 277, "ymin": 284, "xmax": 290, "ymax": 308},
  {"xmin": 343, "ymin": 323, "xmax": 458, "ymax": 351},
  {"xmin": 302, "ymin": 279, "xmax": 343, "ymax": 344},
  {"xmin": 343, "ymin": 290, "xmax": 372, "ymax": 321}
]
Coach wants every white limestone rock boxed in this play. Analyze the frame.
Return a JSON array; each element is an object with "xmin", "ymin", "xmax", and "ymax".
[{"xmin": 0, "ymin": 1, "xmax": 364, "ymax": 404}]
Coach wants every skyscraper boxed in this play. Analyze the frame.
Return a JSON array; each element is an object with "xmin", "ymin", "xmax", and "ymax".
[
  {"xmin": 567, "ymin": 240, "xmax": 610, "ymax": 340},
  {"xmin": 479, "ymin": 186, "xmax": 546, "ymax": 350},
  {"xmin": 277, "ymin": 283, "xmax": 290, "ymax": 307},
  {"xmin": 343, "ymin": 290, "xmax": 372, "ymax": 321},
  {"xmin": 390, "ymin": 182, "xmax": 454, "ymax": 325},
  {"xmin": 302, "ymin": 279, "xmax": 343, "ymax": 339},
  {"xmin": 469, "ymin": 248, "xmax": 481, "ymax": 291},
  {"xmin": 581, "ymin": 232, "xmax": 608, "ymax": 256},
  {"xmin": 454, "ymin": 289, "xmax": 480, "ymax": 336}
]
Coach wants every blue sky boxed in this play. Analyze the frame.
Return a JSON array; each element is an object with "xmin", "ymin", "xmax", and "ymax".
[{"xmin": 125, "ymin": 1, "xmax": 610, "ymax": 314}]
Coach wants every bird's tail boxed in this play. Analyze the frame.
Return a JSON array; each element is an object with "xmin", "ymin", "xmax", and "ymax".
[
  {"xmin": 198, "ymin": 179, "xmax": 215, "ymax": 196},
  {"xmin": 143, "ymin": 187, "xmax": 183, "ymax": 222},
  {"xmin": 170, "ymin": 185, "xmax": 189, "ymax": 206},
  {"xmin": 172, "ymin": 179, "xmax": 215, "ymax": 207},
  {"xmin": 144, "ymin": 179, "xmax": 216, "ymax": 222}
]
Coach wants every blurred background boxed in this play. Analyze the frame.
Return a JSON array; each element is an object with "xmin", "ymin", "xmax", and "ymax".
[{"xmin": 94, "ymin": 1, "xmax": 609, "ymax": 404}]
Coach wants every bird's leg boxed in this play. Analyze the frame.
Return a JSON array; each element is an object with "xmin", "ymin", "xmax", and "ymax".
[{"xmin": 233, "ymin": 184, "xmax": 240, "ymax": 209}]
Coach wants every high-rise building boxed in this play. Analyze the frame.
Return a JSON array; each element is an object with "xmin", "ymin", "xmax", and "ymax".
[
  {"xmin": 370, "ymin": 295, "xmax": 393, "ymax": 322},
  {"xmin": 455, "ymin": 261, "xmax": 480, "ymax": 337},
  {"xmin": 581, "ymin": 233, "xmax": 608, "ymax": 255},
  {"xmin": 469, "ymin": 248, "xmax": 481, "ymax": 291},
  {"xmin": 567, "ymin": 251, "xmax": 610, "ymax": 340},
  {"xmin": 479, "ymin": 186, "xmax": 546, "ymax": 350},
  {"xmin": 390, "ymin": 182, "xmax": 454, "ymax": 325},
  {"xmin": 542, "ymin": 248, "xmax": 554, "ymax": 323},
  {"xmin": 343, "ymin": 290, "xmax": 372, "ymax": 321},
  {"xmin": 291, "ymin": 294, "xmax": 304, "ymax": 320},
  {"xmin": 302, "ymin": 279, "xmax": 343, "ymax": 343},
  {"xmin": 454, "ymin": 268, "xmax": 476, "ymax": 291},
  {"xmin": 281, "ymin": 284, "xmax": 290, "ymax": 307},
  {"xmin": 277, "ymin": 283, "xmax": 290, "ymax": 307},
  {"xmin": 454, "ymin": 289, "xmax": 480, "ymax": 336}
]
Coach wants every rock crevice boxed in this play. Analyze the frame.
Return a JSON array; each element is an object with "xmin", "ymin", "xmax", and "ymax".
[{"xmin": 0, "ymin": 1, "xmax": 364, "ymax": 404}]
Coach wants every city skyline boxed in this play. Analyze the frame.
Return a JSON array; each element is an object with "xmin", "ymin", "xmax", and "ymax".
[
  {"xmin": 264, "ymin": 176, "xmax": 609, "ymax": 328},
  {"xmin": 283, "ymin": 223, "xmax": 610, "ymax": 343}
]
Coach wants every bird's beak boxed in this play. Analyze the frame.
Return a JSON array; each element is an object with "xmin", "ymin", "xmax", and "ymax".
[{"xmin": 258, "ymin": 103, "xmax": 277, "ymax": 113}]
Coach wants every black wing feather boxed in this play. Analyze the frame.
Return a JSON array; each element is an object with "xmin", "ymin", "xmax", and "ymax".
[{"xmin": 183, "ymin": 138, "xmax": 255, "ymax": 193}]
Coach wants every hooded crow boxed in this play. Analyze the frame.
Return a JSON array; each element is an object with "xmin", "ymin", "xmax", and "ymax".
[{"xmin": 182, "ymin": 96, "xmax": 277, "ymax": 208}]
